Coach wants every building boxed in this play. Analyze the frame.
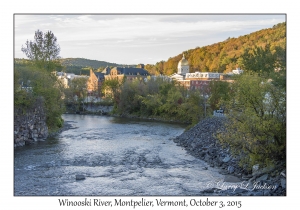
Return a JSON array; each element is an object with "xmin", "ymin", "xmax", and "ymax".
[
  {"xmin": 55, "ymin": 71, "xmax": 89, "ymax": 89},
  {"xmin": 94, "ymin": 72, "xmax": 105, "ymax": 88},
  {"xmin": 232, "ymin": 67, "xmax": 244, "ymax": 74},
  {"xmin": 186, "ymin": 72, "xmax": 222, "ymax": 91},
  {"xmin": 186, "ymin": 72, "xmax": 221, "ymax": 80},
  {"xmin": 104, "ymin": 66, "xmax": 149, "ymax": 81},
  {"xmin": 56, "ymin": 72, "xmax": 69, "ymax": 88},
  {"xmin": 170, "ymin": 54, "xmax": 189, "ymax": 81},
  {"xmin": 103, "ymin": 66, "xmax": 149, "ymax": 97},
  {"xmin": 101, "ymin": 66, "xmax": 111, "ymax": 75},
  {"xmin": 169, "ymin": 54, "xmax": 191, "ymax": 89},
  {"xmin": 85, "ymin": 69, "xmax": 106, "ymax": 98},
  {"xmin": 87, "ymin": 69, "xmax": 98, "ymax": 92},
  {"xmin": 177, "ymin": 54, "xmax": 189, "ymax": 75},
  {"xmin": 169, "ymin": 54, "xmax": 222, "ymax": 91}
]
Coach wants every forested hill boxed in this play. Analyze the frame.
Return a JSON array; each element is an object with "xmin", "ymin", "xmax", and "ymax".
[
  {"xmin": 14, "ymin": 58, "xmax": 121, "ymax": 76},
  {"xmin": 61, "ymin": 58, "xmax": 123, "ymax": 75},
  {"xmin": 145, "ymin": 22, "xmax": 286, "ymax": 75},
  {"xmin": 59, "ymin": 58, "xmax": 137, "ymax": 75},
  {"xmin": 60, "ymin": 58, "xmax": 119, "ymax": 69}
]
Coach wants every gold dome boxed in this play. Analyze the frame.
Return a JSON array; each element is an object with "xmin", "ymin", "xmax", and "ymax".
[{"xmin": 178, "ymin": 54, "xmax": 189, "ymax": 67}]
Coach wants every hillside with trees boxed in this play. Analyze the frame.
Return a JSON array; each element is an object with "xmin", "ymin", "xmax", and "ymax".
[
  {"xmin": 60, "ymin": 58, "xmax": 122, "ymax": 74},
  {"xmin": 145, "ymin": 22, "xmax": 286, "ymax": 75},
  {"xmin": 15, "ymin": 58, "xmax": 123, "ymax": 75},
  {"xmin": 60, "ymin": 58, "xmax": 119, "ymax": 69}
]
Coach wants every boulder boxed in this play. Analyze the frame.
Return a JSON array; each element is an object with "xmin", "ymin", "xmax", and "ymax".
[
  {"xmin": 76, "ymin": 175, "xmax": 85, "ymax": 180},
  {"xmin": 222, "ymin": 155, "xmax": 231, "ymax": 163},
  {"xmin": 228, "ymin": 166, "xmax": 235, "ymax": 174}
]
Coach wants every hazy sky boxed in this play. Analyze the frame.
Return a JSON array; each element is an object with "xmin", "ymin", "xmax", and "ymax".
[{"xmin": 14, "ymin": 14, "xmax": 285, "ymax": 65}]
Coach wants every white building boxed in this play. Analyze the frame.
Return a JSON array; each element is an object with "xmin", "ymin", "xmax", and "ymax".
[
  {"xmin": 186, "ymin": 72, "xmax": 221, "ymax": 79},
  {"xmin": 232, "ymin": 67, "xmax": 244, "ymax": 74},
  {"xmin": 170, "ymin": 54, "xmax": 189, "ymax": 81},
  {"xmin": 177, "ymin": 54, "xmax": 189, "ymax": 75},
  {"xmin": 169, "ymin": 73, "xmax": 184, "ymax": 81},
  {"xmin": 55, "ymin": 72, "xmax": 89, "ymax": 88}
]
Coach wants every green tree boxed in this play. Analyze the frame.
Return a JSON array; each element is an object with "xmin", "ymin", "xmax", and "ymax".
[
  {"xmin": 102, "ymin": 78, "xmax": 123, "ymax": 106},
  {"xmin": 66, "ymin": 77, "xmax": 88, "ymax": 111},
  {"xmin": 208, "ymin": 80, "xmax": 231, "ymax": 111},
  {"xmin": 241, "ymin": 44, "xmax": 275, "ymax": 75},
  {"xmin": 114, "ymin": 77, "xmax": 205, "ymax": 125},
  {"xmin": 21, "ymin": 30, "xmax": 61, "ymax": 72},
  {"xmin": 179, "ymin": 90, "xmax": 204, "ymax": 126},
  {"xmin": 217, "ymin": 73, "xmax": 286, "ymax": 170},
  {"xmin": 241, "ymin": 44, "xmax": 286, "ymax": 89},
  {"xmin": 14, "ymin": 62, "xmax": 65, "ymax": 130}
]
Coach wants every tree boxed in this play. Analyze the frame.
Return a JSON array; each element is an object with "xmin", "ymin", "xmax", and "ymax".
[
  {"xmin": 21, "ymin": 30, "xmax": 61, "ymax": 72},
  {"xmin": 241, "ymin": 44, "xmax": 285, "ymax": 74},
  {"xmin": 217, "ymin": 74, "xmax": 286, "ymax": 170},
  {"xmin": 241, "ymin": 44, "xmax": 275, "ymax": 75},
  {"xmin": 208, "ymin": 80, "xmax": 231, "ymax": 111},
  {"xmin": 101, "ymin": 78, "xmax": 123, "ymax": 105},
  {"xmin": 66, "ymin": 77, "xmax": 88, "ymax": 111},
  {"xmin": 241, "ymin": 44, "xmax": 286, "ymax": 90},
  {"xmin": 14, "ymin": 62, "xmax": 65, "ymax": 130}
]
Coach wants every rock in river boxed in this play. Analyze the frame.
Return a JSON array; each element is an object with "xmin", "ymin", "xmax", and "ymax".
[{"xmin": 76, "ymin": 175, "xmax": 85, "ymax": 180}]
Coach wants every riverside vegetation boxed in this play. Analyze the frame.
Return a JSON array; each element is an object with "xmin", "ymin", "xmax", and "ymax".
[{"xmin": 15, "ymin": 30, "xmax": 65, "ymax": 133}]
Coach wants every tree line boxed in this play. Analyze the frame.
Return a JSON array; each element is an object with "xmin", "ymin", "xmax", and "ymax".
[{"xmin": 104, "ymin": 77, "xmax": 206, "ymax": 127}]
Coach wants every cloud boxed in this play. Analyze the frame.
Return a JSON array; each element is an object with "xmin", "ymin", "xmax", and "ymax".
[{"xmin": 14, "ymin": 14, "xmax": 286, "ymax": 64}]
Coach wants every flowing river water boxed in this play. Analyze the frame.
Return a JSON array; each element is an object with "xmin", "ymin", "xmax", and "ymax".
[{"xmin": 14, "ymin": 114, "xmax": 225, "ymax": 196}]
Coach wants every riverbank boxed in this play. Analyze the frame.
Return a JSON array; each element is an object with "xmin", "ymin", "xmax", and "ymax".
[
  {"xmin": 47, "ymin": 120, "xmax": 77, "ymax": 138},
  {"xmin": 64, "ymin": 104, "xmax": 113, "ymax": 116},
  {"xmin": 173, "ymin": 117, "xmax": 286, "ymax": 196},
  {"xmin": 66, "ymin": 104, "xmax": 192, "ymax": 126},
  {"xmin": 110, "ymin": 113, "xmax": 191, "ymax": 126}
]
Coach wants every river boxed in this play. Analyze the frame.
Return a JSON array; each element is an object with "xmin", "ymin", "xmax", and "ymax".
[{"xmin": 14, "ymin": 114, "xmax": 224, "ymax": 196}]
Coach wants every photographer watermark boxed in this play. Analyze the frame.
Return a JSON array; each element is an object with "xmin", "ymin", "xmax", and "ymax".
[{"xmin": 201, "ymin": 179, "xmax": 277, "ymax": 192}]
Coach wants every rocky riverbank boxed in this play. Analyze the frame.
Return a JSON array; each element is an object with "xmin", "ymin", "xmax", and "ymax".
[
  {"xmin": 173, "ymin": 117, "xmax": 286, "ymax": 196},
  {"xmin": 14, "ymin": 97, "xmax": 48, "ymax": 147}
]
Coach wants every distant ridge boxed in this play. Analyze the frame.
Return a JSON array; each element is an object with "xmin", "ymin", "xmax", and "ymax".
[
  {"xmin": 60, "ymin": 58, "xmax": 120, "ymax": 69},
  {"xmin": 59, "ymin": 58, "xmax": 138, "ymax": 75},
  {"xmin": 14, "ymin": 57, "xmax": 138, "ymax": 76}
]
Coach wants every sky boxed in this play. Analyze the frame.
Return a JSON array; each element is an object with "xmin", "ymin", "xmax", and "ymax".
[{"xmin": 14, "ymin": 14, "xmax": 286, "ymax": 65}]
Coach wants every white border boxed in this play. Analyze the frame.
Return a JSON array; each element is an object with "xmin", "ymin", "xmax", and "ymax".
[{"xmin": 3, "ymin": 1, "xmax": 298, "ymax": 209}]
